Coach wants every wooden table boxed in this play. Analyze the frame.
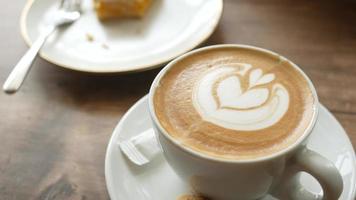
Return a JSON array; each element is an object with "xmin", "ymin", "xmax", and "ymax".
[{"xmin": 1, "ymin": 0, "xmax": 355, "ymax": 199}]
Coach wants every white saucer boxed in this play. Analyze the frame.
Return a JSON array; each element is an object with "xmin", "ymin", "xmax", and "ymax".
[
  {"xmin": 105, "ymin": 96, "xmax": 356, "ymax": 200},
  {"xmin": 21, "ymin": 0, "xmax": 223, "ymax": 73}
]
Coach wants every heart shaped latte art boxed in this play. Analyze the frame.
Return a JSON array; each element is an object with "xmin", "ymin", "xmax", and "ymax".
[{"xmin": 192, "ymin": 63, "xmax": 289, "ymax": 131}]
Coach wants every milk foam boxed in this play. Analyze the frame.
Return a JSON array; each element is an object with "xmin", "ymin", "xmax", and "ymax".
[
  {"xmin": 192, "ymin": 63, "xmax": 290, "ymax": 131},
  {"xmin": 153, "ymin": 46, "xmax": 316, "ymax": 160}
]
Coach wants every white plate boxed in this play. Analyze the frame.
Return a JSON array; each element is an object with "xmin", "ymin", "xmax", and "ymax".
[
  {"xmin": 21, "ymin": 0, "xmax": 223, "ymax": 73},
  {"xmin": 105, "ymin": 96, "xmax": 356, "ymax": 200}
]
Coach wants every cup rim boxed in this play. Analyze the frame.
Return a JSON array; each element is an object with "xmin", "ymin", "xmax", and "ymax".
[{"xmin": 148, "ymin": 44, "xmax": 319, "ymax": 164}]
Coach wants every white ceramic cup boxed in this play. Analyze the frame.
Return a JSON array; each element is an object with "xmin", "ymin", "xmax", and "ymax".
[{"xmin": 148, "ymin": 44, "xmax": 343, "ymax": 200}]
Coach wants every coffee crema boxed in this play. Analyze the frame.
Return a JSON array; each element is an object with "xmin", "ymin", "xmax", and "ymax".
[{"xmin": 153, "ymin": 46, "xmax": 316, "ymax": 160}]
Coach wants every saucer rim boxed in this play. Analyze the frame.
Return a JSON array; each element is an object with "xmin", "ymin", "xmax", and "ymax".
[{"xmin": 105, "ymin": 95, "xmax": 356, "ymax": 200}]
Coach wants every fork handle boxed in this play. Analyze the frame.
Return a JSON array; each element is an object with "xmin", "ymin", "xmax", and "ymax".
[{"xmin": 3, "ymin": 26, "xmax": 55, "ymax": 94}]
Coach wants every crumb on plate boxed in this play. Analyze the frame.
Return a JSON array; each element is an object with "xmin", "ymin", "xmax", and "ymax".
[{"xmin": 86, "ymin": 33, "xmax": 95, "ymax": 42}]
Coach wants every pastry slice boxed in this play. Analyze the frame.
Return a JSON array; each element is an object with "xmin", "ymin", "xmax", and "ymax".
[{"xmin": 94, "ymin": 0, "xmax": 152, "ymax": 20}]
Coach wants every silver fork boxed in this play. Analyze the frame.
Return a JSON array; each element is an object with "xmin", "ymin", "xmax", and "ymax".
[{"xmin": 3, "ymin": 0, "xmax": 82, "ymax": 94}]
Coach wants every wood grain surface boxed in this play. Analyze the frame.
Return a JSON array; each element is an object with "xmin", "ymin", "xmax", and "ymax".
[{"xmin": 0, "ymin": 0, "xmax": 355, "ymax": 199}]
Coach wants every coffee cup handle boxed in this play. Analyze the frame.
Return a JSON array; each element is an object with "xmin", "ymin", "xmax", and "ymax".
[{"xmin": 271, "ymin": 147, "xmax": 343, "ymax": 200}]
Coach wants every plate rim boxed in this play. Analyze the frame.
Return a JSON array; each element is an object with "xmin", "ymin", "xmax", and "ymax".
[
  {"xmin": 104, "ymin": 95, "xmax": 356, "ymax": 200},
  {"xmin": 20, "ymin": 0, "xmax": 224, "ymax": 73}
]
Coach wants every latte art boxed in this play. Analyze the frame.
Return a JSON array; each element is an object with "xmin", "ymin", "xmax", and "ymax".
[
  {"xmin": 192, "ymin": 63, "xmax": 290, "ymax": 131},
  {"xmin": 153, "ymin": 46, "xmax": 316, "ymax": 160}
]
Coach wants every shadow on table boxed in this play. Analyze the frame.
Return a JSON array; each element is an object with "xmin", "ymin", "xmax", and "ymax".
[{"xmin": 31, "ymin": 58, "xmax": 160, "ymax": 114}]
